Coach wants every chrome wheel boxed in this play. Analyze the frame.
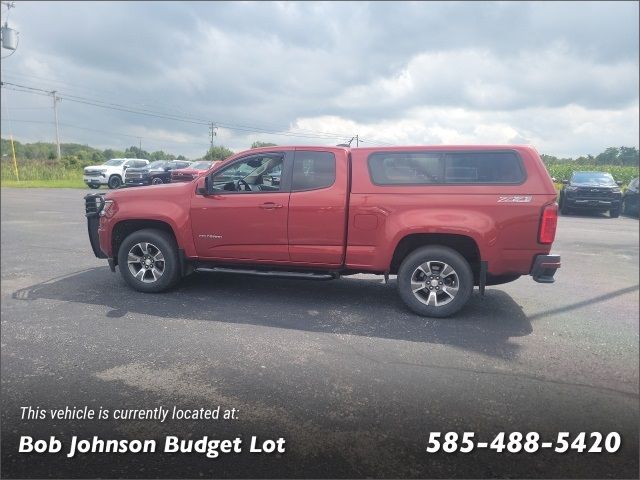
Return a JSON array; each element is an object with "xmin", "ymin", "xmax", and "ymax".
[
  {"xmin": 152, "ymin": 177, "xmax": 163, "ymax": 185},
  {"xmin": 410, "ymin": 261, "xmax": 459, "ymax": 307},
  {"xmin": 127, "ymin": 242, "xmax": 165, "ymax": 283}
]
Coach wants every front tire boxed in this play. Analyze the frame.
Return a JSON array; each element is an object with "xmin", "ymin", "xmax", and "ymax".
[
  {"xmin": 397, "ymin": 246, "xmax": 473, "ymax": 318},
  {"xmin": 151, "ymin": 177, "xmax": 163, "ymax": 185},
  {"xmin": 87, "ymin": 184, "xmax": 100, "ymax": 189},
  {"xmin": 117, "ymin": 229, "xmax": 180, "ymax": 292},
  {"xmin": 610, "ymin": 207, "xmax": 620, "ymax": 218},
  {"xmin": 108, "ymin": 175, "xmax": 122, "ymax": 189}
]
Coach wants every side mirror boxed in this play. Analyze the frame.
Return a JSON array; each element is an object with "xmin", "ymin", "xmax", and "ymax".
[
  {"xmin": 616, "ymin": 180, "xmax": 623, "ymax": 186},
  {"xmin": 551, "ymin": 177, "xmax": 557, "ymax": 183},
  {"xmin": 204, "ymin": 175, "xmax": 213, "ymax": 195},
  {"xmin": 123, "ymin": 165, "xmax": 129, "ymax": 170},
  {"xmin": 561, "ymin": 179, "xmax": 569, "ymax": 185}
]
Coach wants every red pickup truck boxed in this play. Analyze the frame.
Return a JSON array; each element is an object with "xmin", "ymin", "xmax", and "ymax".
[{"xmin": 85, "ymin": 145, "xmax": 560, "ymax": 317}]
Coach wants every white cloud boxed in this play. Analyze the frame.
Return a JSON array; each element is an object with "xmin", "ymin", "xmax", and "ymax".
[{"xmin": 1, "ymin": 1, "xmax": 637, "ymax": 158}]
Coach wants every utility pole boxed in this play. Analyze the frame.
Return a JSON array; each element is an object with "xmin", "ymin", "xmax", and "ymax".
[
  {"xmin": 355, "ymin": 134, "xmax": 359, "ymax": 147},
  {"xmin": 138, "ymin": 137, "xmax": 142, "ymax": 151},
  {"xmin": 209, "ymin": 122, "xmax": 217, "ymax": 149},
  {"xmin": 51, "ymin": 90, "xmax": 61, "ymax": 160}
]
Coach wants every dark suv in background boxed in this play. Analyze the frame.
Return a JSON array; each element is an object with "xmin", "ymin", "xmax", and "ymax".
[
  {"xmin": 125, "ymin": 160, "xmax": 192, "ymax": 186},
  {"xmin": 559, "ymin": 171, "xmax": 623, "ymax": 217}
]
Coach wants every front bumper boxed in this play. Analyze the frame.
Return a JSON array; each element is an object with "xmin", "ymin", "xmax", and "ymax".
[
  {"xmin": 566, "ymin": 199, "xmax": 620, "ymax": 209},
  {"xmin": 83, "ymin": 175, "xmax": 107, "ymax": 186},
  {"xmin": 531, "ymin": 254, "xmax": 561, "ymax": 283},
  {"xmin": 564, "ymin": 193, "xmax": 621, "ymax": 209},
  {"xmin": 84, "ymin": 193, "xmax": 108, "ymax": 259}
]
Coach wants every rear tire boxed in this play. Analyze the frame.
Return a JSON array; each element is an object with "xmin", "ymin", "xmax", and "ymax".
[
  {"xmin": 397, "ymin": 246, "xmax": 473, "ymax": 318},
  {"xmin": 152, "ymin": 177, "xmax": 163, "ymax": 185},
  {"xmin": 88, "ymin": 184, "xmax": 100, "ymax": 189},
  {"xmin": 117, "ymin": 229, "xmax": 180, "ymax": 293},
  {"xmin": 108, "ymin": 175, "xmax": 122, "ymax": 189},
  {"xmin": 560, "ymin": 197, "xmax": 571, "ymax": 215}
]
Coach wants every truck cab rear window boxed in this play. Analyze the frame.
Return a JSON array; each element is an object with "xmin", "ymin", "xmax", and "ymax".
[{"xmin": 368, "ymin": 151, "xmax": 524, "ymax": 185}]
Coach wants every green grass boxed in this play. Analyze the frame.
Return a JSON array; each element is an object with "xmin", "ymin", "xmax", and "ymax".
[
  {"xmin": 1, "ymin": 179, "xmax": 87, "ymax": 188},
  {"xmin": 546, "ymin": 164, "xmax": 638, "ymax": 184},
  {"xmin": 1, "ymin": 159, "xmax": 86, "ymax": 188}
]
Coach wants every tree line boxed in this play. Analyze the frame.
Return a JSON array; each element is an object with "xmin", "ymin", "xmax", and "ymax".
[
  {"xmin": 2, "ymin": 138, "xmax": 637, "ymax": 169},
  {"xmin": 0, "ymin": 139, "xmax": 280, "ymax": 168},
  {"xmin": 541, "ymin": 147, "xmax": 638, "ymax": 166}
]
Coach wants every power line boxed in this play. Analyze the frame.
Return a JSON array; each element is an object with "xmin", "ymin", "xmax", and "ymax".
[
  {"xmin": 1, "ymin": 71, "xmax": 205, "ymax": 120},
  {"xmin": 1, "ymin": 118, "xmax": 212, "ymax": 148},
  {"xmin": 1, "ymin": 73, "xmax": 397, "ymax": 143},
  {"xmin": 1, "ymin": 81, "xmax": 339, "ymax": 138},
  {"xmin": 1, "ymin": 80, "xmax": 397, "ymax": 145}
]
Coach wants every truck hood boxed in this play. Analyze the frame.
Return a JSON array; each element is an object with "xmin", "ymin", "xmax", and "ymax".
[
  {"xmin": 105, "ymin": 181, "xmax": 193, "ymax": 201},
  {"xmin": 172, "ymin": 167, "xmax": 204, "ymax": 175},
  {"xmin": 126, "ymin": 167, "xmax": 166, "ymax": 174},
  {"xmin": 84, "ymin": 165, "xmax": 107, "ymax": 171}
]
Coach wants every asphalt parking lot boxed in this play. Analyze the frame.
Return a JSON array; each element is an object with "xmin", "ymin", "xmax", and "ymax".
[{"xmin": 1, "ymin": 187, "xmax": 638, "ymax": 478}]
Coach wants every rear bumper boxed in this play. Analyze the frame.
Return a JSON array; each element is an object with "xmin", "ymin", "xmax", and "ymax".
[{"xmin": 531, "ymin": 254, "xmax": 561, "ymax": 283}]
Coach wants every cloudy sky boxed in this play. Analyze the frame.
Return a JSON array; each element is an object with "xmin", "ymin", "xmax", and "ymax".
[{"xmin": 1, "ymin": 1, "xmax": 638, "ymax": 158}]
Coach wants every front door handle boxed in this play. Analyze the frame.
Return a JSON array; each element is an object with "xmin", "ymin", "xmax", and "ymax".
[{"xmin": 260, "ymin": 202, "xmax": 283, "ymax": 209}]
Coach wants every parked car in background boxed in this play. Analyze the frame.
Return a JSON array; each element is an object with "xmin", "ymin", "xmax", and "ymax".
[
  {"xmin": 170, "ymin": 160, "xmax": 214, "ymax": 183},
  {"xmin": 558, "ymin": 171, "xmax": 623, "ymax": 217},
  {"xmin": 124, "ymin": 160, "xmax": 192, "ymax": 186},
  {"xmin": 622, "ymin": 177, "xmax": 639, "ymax": 217},
  {"xmin": 83, "ymin": 158, "xmax": 149, "ymax": 189}
]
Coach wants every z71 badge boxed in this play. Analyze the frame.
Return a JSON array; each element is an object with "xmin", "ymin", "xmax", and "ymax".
[{"xmin": 497, "ymin": 196, "xmax": 532, "ymax": 203}]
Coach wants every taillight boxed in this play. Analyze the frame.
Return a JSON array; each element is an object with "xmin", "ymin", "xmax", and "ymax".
[{"xmin": 539, "ymin": 203, "xmax": 558, "ymax": 244}]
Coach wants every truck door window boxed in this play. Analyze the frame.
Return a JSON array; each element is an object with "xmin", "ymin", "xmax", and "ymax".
[
  {"xmin": 211, "ymin": 155, "xmax": 284, "ymax": 192},
  {"xmin": 292, "ymin": 151, "xmax": 336, "ymax": 191}
]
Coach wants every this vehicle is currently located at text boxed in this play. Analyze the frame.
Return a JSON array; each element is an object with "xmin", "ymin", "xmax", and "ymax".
[{"xmin": 85, "ymin": 145, "xmax": 560, "ymax": 317}]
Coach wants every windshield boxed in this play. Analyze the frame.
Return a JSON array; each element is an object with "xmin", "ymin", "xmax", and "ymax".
[
  {"xmin": 191, "ymin": 161, "xmax": 211, "ymax": 170},
  {"xmin": 103, "ymin": 159, "xmax": 125, "ymax": 166},
  {"xmin": 148, "ymin": 161, "xmax": 167, "ymax": 169},
  {"xmin": 571, "ymin": 172, "xmax": 616, "ymax": 185}
]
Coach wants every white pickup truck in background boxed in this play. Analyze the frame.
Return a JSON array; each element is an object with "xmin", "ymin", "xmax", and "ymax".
[{"xmin": 83, "ymin": 158, "xmax": 149, "ymax": 189}]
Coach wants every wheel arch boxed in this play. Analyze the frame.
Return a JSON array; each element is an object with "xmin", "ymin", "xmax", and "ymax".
[
  {"xmin": 389, "ymin": 233, "xmax": 481, "ymax": 281},
  {"xmin": 111, "ymin": 220, "xmax": 177, "ymax": 266}
]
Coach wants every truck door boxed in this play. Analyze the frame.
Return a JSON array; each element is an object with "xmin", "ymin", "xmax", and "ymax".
[
  {"xmin": 190, "ymin": 152, "xmax": 293, "ymax": 262},
  {"xmin": 287, "ymin": 149, "xmax": 349, "ymax": 266}
]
